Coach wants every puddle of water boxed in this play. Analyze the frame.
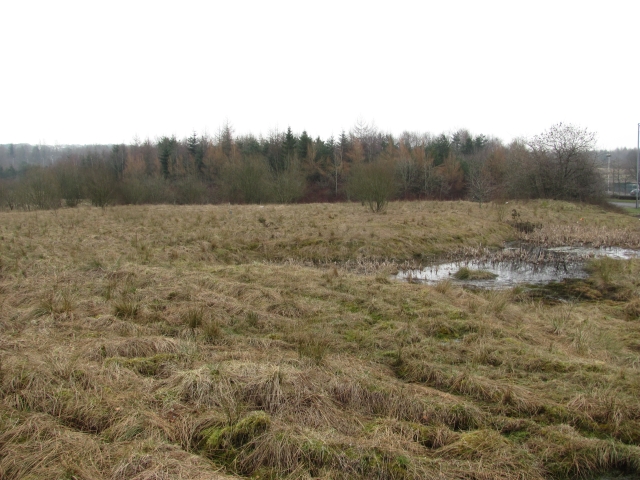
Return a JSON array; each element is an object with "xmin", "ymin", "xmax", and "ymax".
[
  {"xmin": 544, "ymin": 245, "xmax": 638, "ymax": 259},
  {"xmin": 396, "ymin": 246, "xmax": 640, "ymax": 289}
]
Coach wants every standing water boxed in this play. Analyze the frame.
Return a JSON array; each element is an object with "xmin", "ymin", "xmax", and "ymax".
[{"xmin": 396, "ymin": 245, "xmax": 640, "ymax": 289}]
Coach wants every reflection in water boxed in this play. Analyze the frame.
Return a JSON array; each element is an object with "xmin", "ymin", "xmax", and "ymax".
[{"xmin": 396, "ymin": 246, "xmax": 640, "ymax": 289}]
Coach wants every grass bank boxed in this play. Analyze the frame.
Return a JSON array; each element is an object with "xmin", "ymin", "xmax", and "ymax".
[{"xmin": 1, "ymin": 200, "xmax": 640, "ymax": 479}]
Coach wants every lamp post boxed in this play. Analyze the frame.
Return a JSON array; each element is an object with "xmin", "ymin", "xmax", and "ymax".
[
  {"xmin": 607, "ymin": 153, "xmax": 611, "ymax": 195},
  {"xmin": 637, "ymin": 123, "xmax": 640, "ymax": 209}
]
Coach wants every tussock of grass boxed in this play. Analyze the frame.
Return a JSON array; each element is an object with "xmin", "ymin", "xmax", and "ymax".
[
  {"xmin": 0, "ymin": 412, "xmax": 108, "ymax": 479},
  {"xmin": 200, "ymin": 410, "xmax": 271, "ymax": 457},
  {"xmin": 417, "ymin": 423, "xmax": 460, "ymax": 448},
  {"xmin": 202, "ymin": 320, "xmax": 223, "ymax": 343},
  {"xmin": 453, "ymin": 266, "xmax": 498, "ymax": 280},
  {"xmin": 439, "ymin": 429, "xmax": 510, "ymax": 459},
  {"xmin": 182, "ymin": 306, "xmax": 204, "ymax": 329},
  {"xmin": 111, "ymin": 442, "xmax": 229, "ymax": 480},
  {"xmin": 531, "ymin": 425, "xmax": 640, "ymax": 478},
  {"xmin": 172, "ymin": 366, "xmax": 229, "ymax": 408},
  {"xmin": 95, "ymin": 337, "xmax": 182, "ymax": 359},
  {"xmin": 236, "ymin": 428, "xmax": 418, "ymax": 479},
  {"xmin": 296, "ymin": 336, "xmax": 330, "ymax": 365},
  {"xmin": 105, "ymin": 353, "xmax": 179, "ymax": 377},
  {"xmin": 1, "ymin": 200, "xmax": 640, "ymax": 479},
  {"xmin": 32, "ymin": 290, "xmax": 75, "ymax": 318}
]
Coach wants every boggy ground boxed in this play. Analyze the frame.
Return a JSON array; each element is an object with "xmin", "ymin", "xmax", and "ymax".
[{"xmin": 1, "ymin": 200, "xmax": 640, "ymax": 479}]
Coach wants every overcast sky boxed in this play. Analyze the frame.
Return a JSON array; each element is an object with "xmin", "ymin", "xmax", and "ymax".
[{"xmin": 1, "ymin": 0, "xmax": 638, "ymax": 149}]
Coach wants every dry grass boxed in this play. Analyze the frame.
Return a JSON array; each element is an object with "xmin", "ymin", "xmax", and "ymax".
[{"xmin": 1, "ymin": 199, "xmax": 640, "ymax": 479}]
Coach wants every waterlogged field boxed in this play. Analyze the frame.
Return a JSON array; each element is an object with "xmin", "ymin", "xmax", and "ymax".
[{"xmin": 1, "ymin": 200, "xmax": 640, "ymax": 479}]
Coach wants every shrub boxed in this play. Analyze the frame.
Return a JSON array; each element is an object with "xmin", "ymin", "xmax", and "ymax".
[
  {"xmin": 20, "ymin": 167, "xmax": 61, "ymax": 210},
  {"xmin": 219, "ymin": 156, "xmax": 273, "ymax": 204},
  {"xmin": 118, "ymin": 176, "xmax": 173, "ymax": 204},
  {"xmin": 83, "ymin": 162, "xmax": 116, "ymax": 208},
  {"xmin": 347, "ymin": 160, "xmax": 397, "ymax": 212},
  {"xmin": 55, "ymin": 162, "xmax": 83, "ymax": 207},
  {"xmin": 173, "ymin": 176, "xmax": 208, "ymax": 204}
]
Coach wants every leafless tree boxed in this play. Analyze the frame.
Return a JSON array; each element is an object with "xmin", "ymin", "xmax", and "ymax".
[
  {"xmin": 468, "ymin": 165, "xmax": 495, "ymax": 207},
  {"xmin": 526, "ymin": 123, "xmax": 603, "ymax": 200},
  {"xmin": 350, "ymin": 118, "xmax": 383, "ymax": 162},
  {"xmin": 396, "ymin": 155, "xmax": 419, "ymax": 199}
]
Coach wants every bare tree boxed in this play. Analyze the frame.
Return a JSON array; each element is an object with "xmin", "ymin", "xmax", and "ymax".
[
  {"xmin": 467, "ymin": 164, "xmax": 495, "ymax": 207},
  {"xmin": 83, "ymin": 161, "xmax": 116, "ymax": 208},
  {"xmin": 421, "ymin": 156, "xmax": 440, "ymax": 199},
  {"xmin": 396, "ymin": 155, "xmax": 419, "ymax": 199},
  {"xmin": 328, "ymin": 136, "xmax": 346, "ymax": 197},
  {"xmin": 526, "ymin": 123, "xmax": 603, "ymax": 201},
  {"xmin": 350, "ymin": 118, "xmax": 383, "ymax": 162}
]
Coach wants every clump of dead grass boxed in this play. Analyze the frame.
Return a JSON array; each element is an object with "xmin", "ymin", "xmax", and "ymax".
[
  {"xmin": 0, "ymin": 412, "xmax": 108, "ymax": 480},
  {"xmin": 530, "ymin": 425, "xmax": 640, "ymax": 478},
  {"xmin": 95, "ymin": 337, "xmax": 182, "ymax": 360},
  {"xmin": 113, "ymin": 298, "xmax": 140, "ymax": 319}
]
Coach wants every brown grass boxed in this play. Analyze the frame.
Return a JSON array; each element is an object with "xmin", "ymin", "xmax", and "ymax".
[{"xmin": 1, "ymin": 200, "xmax": 640, "ymax": 479}]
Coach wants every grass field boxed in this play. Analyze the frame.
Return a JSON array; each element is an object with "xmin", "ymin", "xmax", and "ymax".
[
  {"xmin": 1, "ymin": 199, "xmax": 640, "ymax": 479},
  {"xmin": 609, "ymin": 199, "xmax": 640, "ymax": 216}
]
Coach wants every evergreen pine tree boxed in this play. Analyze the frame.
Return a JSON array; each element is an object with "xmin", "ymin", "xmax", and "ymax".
[
  {"xmin": 429, "ymin": 134, "xmax": 451, "ymax": 166},
  {"xmin": 158, "ymin": 136, "xmax": 177, "ymax": 179},
  {"xmin": 219, "ymin": 122, "xmax": 234, "ymax": 158},
  {"xmin": 187, "ymin": 132, "xmax": 204, "ymax": 175},
  {"xmin": 338, "ymin": 130, "xmax": 350, "ymax": 160},
  {"xmin": 187, "ymin": 132, "xmax": 198, "ymax": 158},
  {"xmin": 282, "ymin": 127, "xmax": 297, "ymax": 166},
  {"xmin": 297, "ymin": 130, "xmax": 310, "ymax": 160}
]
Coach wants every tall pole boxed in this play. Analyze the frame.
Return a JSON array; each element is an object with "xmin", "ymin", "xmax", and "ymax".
[{"xmin": 607, "ymin": 153, "xmax": 611, "ymax": 195}]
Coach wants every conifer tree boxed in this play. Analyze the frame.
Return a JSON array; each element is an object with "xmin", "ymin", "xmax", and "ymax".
[
  {"xmin": 186, "ymin": 131, "xmax": 204, "ymax": 175},
  {"xmin": 297, "ymin": 130, "xmax": 310, "ymax": 160},
  {"xmin": 219, "ymin": 122, "xmax": 234, "ymax": 158},
  {"xmin": 158, "ymin": 136, "xmax": 177, "ymax": 179},
  {"xmin": 282, "ymin": 127, "xmax": 297, "ymax": 166}
]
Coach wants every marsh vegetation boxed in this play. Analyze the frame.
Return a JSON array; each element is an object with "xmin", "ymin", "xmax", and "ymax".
[{"xmin": 1, "ymin": 199, "xmax": 640, "ymax": 479}]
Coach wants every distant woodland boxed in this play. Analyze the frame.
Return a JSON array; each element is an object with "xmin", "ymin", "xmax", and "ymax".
[{"xmin": 0, "ymin": 122, "xmax": 635, "ymax": 211}]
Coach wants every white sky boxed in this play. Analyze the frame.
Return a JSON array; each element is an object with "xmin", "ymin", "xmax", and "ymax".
[{"xmin": 1, "ymin": 0, "xmax": 638, "ymax": 149}]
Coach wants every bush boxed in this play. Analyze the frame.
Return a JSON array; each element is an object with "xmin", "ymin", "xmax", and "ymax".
[
  {"xmin": 21, "ymin": 167, "xmax": 61, "ymax": 210},
  {"xmin": 271, "ymin": 161, "xmax": 305, "ymax": 204},
  {"xmin": 55, "ymin": 163, "xmax": 83, "ymax": 207},
  {"xmin": 118, "ymin": 176, "xmax": 173, "ymax": 204},
  {"xmin": 1, "ymin": 179, "xmax": 23, "ymax": 210},
  {"xmin": 173, "ymin": 176, "xmax": 208, "ymax": 204},
  {"xmin": 219, "ymin": 156, "xmax": 273, "ymax": 204},
  {"xmin": 347, "ymin": 160, "xmax": 396, "ymax": 212},
  {"xmin": 83, "ymin": 163, "xmax": 116, "ymax": 208}
]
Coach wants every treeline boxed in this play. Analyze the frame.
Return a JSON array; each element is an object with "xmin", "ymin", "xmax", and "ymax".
[{"xmin": 0, "ymin": 122, "xmax": 610, "ymax": 211}]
